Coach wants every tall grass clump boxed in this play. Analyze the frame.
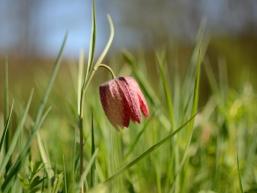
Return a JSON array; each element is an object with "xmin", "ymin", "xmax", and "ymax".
[{"xmin": 0, "ymin": 33, "xmax": 67, "ymax": 192}]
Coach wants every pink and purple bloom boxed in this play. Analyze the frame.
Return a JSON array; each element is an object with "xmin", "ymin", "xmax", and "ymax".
[{"xmin": 99, "ymin": 76, "xmax": 149, "ymax": 128}]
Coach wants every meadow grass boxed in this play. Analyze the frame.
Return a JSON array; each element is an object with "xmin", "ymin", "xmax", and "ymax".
[{"xmin": 0, "ymin": 2, "xmax": 257, "ymax": 193}]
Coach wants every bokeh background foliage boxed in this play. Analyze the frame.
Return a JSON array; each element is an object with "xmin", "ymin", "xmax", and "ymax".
[{"xmin": 0, "ymin": 0, "xmax": 257, "ymax": 193}]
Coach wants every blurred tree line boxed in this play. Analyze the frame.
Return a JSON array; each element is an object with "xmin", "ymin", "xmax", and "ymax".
[{"xmin": 0, "ymin": 0, "xmax": 257, "ymax": 55}]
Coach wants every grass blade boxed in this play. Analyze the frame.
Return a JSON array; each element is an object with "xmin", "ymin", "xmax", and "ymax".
[
  {"xmin": 1, "ymin": 106, "xmax": 51, "ymax": 191},
  {"xmin": 94, "ymin": 14, "xmax": 114, "ymax": 66},
  {"xmin": 3, "ymin": 57, "xmax": 9, "ymax": 125},
  {"xmin": 204, "ymin": 59, "xmax": 219, "ymax": 94},
  {"xmin": 63, "ymin": 155, "xmax": 68, "ymax": 193},
  {"xmin": 104, "ymin": 113, "xmax": 198, "ymax": 183},
  {"xmin": 237, "ymin": 153, "xmax": 244, "ymax": 193},
  {"xmin": 0, "ymin": 90, "xmax": 34, "ymax": 174},
  {"xmin": 37, "ymin": 127, "xmax": 54, "ymax": 178},
  {"xmin": 1, "ymin": 33, "xmax": 67, "ymax": 191},
  {"xmin": 78, "ymin": 50, "xmax": 85, "ymax": 115},
  {"xmin": 34, "ymin": 32, "xmax": 68, "ymax": 127},
  {"xmin": 87, "ymin": 0, "xmax": 96, "ymax": 72},
  {"xmin": 3, "ymin": 58, "xmax": 9, "ymax": 154},
  {"xmin": 170, "ymin": 22, "xmax": 208, "ymax": 192},
  {"xmin": 80, "ymin": 149, "xmax": 99, "ymax": 188},
  {"xmin": 124, "ymin": 113, "xmax": 155, "ymax": 159},
  {"xmin": 24, "ymin": 32, "xmax": 67, "ymax": 153},
  {"xmin": 0, "ymin": 100, "xmax": 14, "ymax": 152},
  {"xmin": 14, "ymin": 33, "xmax": 67, "ymax": 168},
  {"xmin": 122, "ymin": 50, "xmax": 158, "ymax": 106},
  {"xmin": 90, "ymin": 111, "xmax": 96, "ymax": 187},
  {"xmin": 156, "ymin": 51, "xmax": 174, "ymax": 128}
]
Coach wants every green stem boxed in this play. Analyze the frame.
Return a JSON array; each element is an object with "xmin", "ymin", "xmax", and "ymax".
[
  {"xmin": 4, "ymin": 58, "xmax": 9, "ymax": 155},
  {"xmin": 78, "ymin": 115, "xmax": 84, "ymax": 193},
  {"xmin": 80, "ymin": 63, "xmax": 116, "ymax": 115},
  {"xmin": 78, "ymin": 63, "xmax": 116, "ymax": 193},
  {"xmin": 97, "ymin": 64, "xmax": 116, "ymax": 78}
]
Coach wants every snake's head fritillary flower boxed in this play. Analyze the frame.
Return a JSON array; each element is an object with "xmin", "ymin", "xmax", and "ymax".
[{"xmin": 99, "ymin": 76, "xmax": 149, "ymax": 129}]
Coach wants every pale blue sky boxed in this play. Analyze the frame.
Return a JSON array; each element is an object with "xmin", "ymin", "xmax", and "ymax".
[{"xmin": 0, "ymin": 0, "xmax": 256, "ymax": 57}]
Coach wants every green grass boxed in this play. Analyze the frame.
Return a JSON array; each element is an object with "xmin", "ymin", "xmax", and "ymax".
[
  {"xmin": 1, "ymin": 47, "xmax": 257, "ymax": 193},
  {"xmin": 1, "ymin": 3, "xmax": 257, "ymax": 193}
]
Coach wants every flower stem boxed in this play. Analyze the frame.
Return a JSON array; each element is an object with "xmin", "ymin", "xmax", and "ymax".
[
  {"xmin": 78, "ymin": 115, "xmax": 84, "ymax": 193},
  {"xmin": 78, "ymin": 13, "xmax": 115, "ymax": 193},
  {"xmin": 81, "ymin": 64, "xmax": 116, "ymax": 101},
  {"xmin": 97, "ymin": 64, "xmax": 116, "ymax": 78},
  {"xmin": 78, "ymin": 63, "xmax": 116, "ymax": 193}
]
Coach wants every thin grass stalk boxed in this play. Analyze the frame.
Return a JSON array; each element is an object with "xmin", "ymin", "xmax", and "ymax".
[
  {"xmin": 122, "ymin": 51, "xmax": 158, "ymax": 106},
  {"xmin": 62, "ymin": 155, "xmax": 68, "ymax": 193},
  {"xmin": 109, "ymin": 130, "xmax": 123, "ymax": 193},
  {"xmin": 3, "ymin": 57, "xmax": 9, "ymax": 155},
  {"xmin": 90, "ymin": 112, "xmax": 96, "ymax": 187},
  {"xmin": 237, "ymin": 153, "xmax": 244, "ymax": 193},
  {"xmin": 0, "ymin": 101, "xmax": 14, "ymax": 152},
  {"xmin": 174, "ymin": 22, "xmax": 207, "ymax": 193},
  {"xmin": 36, "ymin": 130, "xmax": 54, "ymax": 178},
  {"xmin": 156, "ymin": 52, "xmax": 178, "ymax": 190},
  {"xmin": 2, "ymin": 58, "xmax": 13, "ymax": 181}
]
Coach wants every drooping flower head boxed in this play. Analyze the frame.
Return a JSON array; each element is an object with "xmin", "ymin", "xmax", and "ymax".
[{"xmin": 99, "ymin": 76, "xmax": 149, "ymax": 129}]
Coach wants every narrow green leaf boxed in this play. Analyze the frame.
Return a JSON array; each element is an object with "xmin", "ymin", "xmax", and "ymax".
[
  {"xmin": 3, "ymin": 57, "xmax": 9, "ymax": 124},
  {"xmin": 94, "ymin": 15, "xmax": 114, "ymax": 67},
  {"xmin": 3, "ymin": 57, "xmax": 9, "ymax": 154},
  {"xmin": 78, "ymin": 50, "xmax": 85, "ymax": 115},
  {"xmin": 125, "ymin": 113, "xmax": 155, "ymax": 158},
  {"xmin": 22, "ymin": 33, "xmax": 67, "ymax": 156},
  {"xmin": 1, "ymin": 33, "xmax": 67, "ymax": 191},
  {"xmin": 104, "ymin": 113, "xmax": 198, "ymax": 183},
  {"xmin": 36, "ymin": 130, "xmax": 54, "ymax": 178},
  {"xmin": 237, "ymin": 153, "xmax": 244, "ymax": 193},
  {"xmin": 204, "ymin": 60, "xmax": 219, "ymax": 94},
  {"xmin": 1, "ymin": 106, "xmax": 51, "ymax": 191},
  {"xmin": 170, "ymin": 22, "xmax": 208, "ymax": 192},
  {"xmin": 0, "ymin": 100, "xmax": 14, "ymax": 152},
  {"xmin": 80, "ymin": 149, "xmax": 99, "ymax": 188},
  {"xmin": 218, "ymin": 59, "xmax": 228, "ymax": 102},
  {"xmin": 0, "ymin": 90, "xmax": 34, "ymax": 174},
  {"xmin": 34, "ymin": 32, "xmax": 68, "ymax": 127},
  {"xmin": 122, "ymin": 50, "xmax": 157, "ymax": 106},
  {"xmin": 90, "ymin": 111, "xmax": 96, "ymax": 187},
  {"xmin": 87, "ymin": 0, "xmax": 96, "ymax": 72},
  {"xmin": 182, "ymin": 20, "xmax": 208, "ymax": 116},
  {"xmin": 63, "ymin": 155, "xmax": 68, "ymax": 193},
  {"xmin": 157, "ymin": 51, "xmax": 174, "ymax": 128}
]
